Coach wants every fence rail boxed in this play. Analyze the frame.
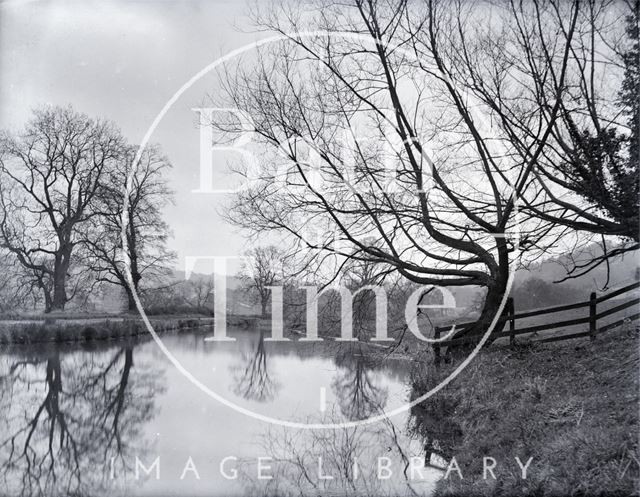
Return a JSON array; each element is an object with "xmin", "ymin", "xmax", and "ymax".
[{"xmin": 433, "ymin": 281, "xmax": 640, "ymax": 363}]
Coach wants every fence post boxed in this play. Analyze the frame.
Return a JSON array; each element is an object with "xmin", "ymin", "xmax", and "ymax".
[
  {"xmin": 589, "ymin": 292, "xmax": 597, "ymax": 341},
  {"xmin": 508, "ymin": 297, "xmax": 516, "ymax": 345},
  {"xmin": 434, "ymin": 327, "xmax": 441, "ymax": 366}
]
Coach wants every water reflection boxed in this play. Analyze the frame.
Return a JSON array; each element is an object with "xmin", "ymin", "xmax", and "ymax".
[
  {"xmin": 231, "ymin": 330, "xmax": 280, "ymax": 402},
  {"xmin": 0, "ymin": 342, "xmax": 163, "ymax": 496},
  {"xmin": 242, "ymin": 414, "xmax": 439, "ymax": 497},
  {"xmin": 333, "ymin": 350, "xmax": 389, "ymax": 421},
  {"xmin": 0, "ymin": 330, "xmax": 441, "ymax": 496}
]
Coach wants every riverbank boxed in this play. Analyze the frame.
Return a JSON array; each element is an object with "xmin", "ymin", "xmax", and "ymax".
[
  {"xmin": 0, "ymin": 314, "xmax": 256, "ymax": 344},
  {"xmin": 410, "ymin": 331, "xmax": 639, "ymax": 496}
]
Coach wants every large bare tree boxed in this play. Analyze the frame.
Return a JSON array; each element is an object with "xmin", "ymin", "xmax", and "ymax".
[
  {"xmin": 0, "ymin": 106, "xmax": 123, "ymax": 312},
  {"xmin": 216, "ymin": 0, "xmax": 579, "ymax": 342},
  {"xmin": 81, "ymin": 145, "xmax": 175, "ymax": 311}
]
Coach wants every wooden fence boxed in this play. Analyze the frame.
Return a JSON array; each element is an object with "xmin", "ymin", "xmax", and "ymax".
[{"xmin": 433, "ymin": 281, "xmax": 640, "ymax": 364}]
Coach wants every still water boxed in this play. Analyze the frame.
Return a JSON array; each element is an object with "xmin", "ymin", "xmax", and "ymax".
[{"xmin": 0, "ymin": 327, "xmax": 443, "ymax": 497}]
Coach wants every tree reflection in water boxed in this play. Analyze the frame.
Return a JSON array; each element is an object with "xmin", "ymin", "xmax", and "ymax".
[
  {"xmin": 230, "ymin": 341, "xmax": 435, "ymax": 496},
  {"xmin": 230, "ymin": 330, "xmax": 280, "ymax": 402},
  {"xmin": 332, "ymin": 347, "xmax": 389, "ymax": 421},
  {"xmin": 0, "ymin": 342, "xmax": 164, "ymax": 497},
  {"xmin": 230, "ymin": 336, "xmax": 389, "ymax": 419}
]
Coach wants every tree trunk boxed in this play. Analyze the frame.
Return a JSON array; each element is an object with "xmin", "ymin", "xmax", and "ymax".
[
  {"xmin": 42, "ymin": 282, "xmax": 53, "ymax": 314},
  {"xmin": 126, "ymin": 287, "xmax": 137, "ymax": 312},
  {"xmin": 444, "ymin": 241, "xmax": 510, "ymax": 358},
  {"xmin": 121, "ymin": 267, "xmax": 142, "ymax": 312},
  {"xmin": 51, "ymin": 276, "xmax": 67, "ymax": 311},
  {"xmin": 50, "ymin": 244, "xmax": 72, "ymax": 312},
  {"xmin": 126, "ymin": 219, "xmax": 142, "ymax": 312},
  {"xmin": 261, "ymin": 300, "xmax": 268, "ymax": 318}
]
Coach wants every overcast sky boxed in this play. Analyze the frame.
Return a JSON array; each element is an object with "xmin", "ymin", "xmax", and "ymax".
[{"xmin": 0, "ymin": 0, "xmax": 267, "ymax": 274}]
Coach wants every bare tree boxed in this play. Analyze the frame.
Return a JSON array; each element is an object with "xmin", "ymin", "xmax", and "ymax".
[
  {"xmin": 217, "ymin": 0, "xmax": 579, "ymax": 343},
  {"xmin": 240, "ymin": 245, "xmax": 285, "ymax": 317},
  {"xmin": 440, "ymin": 0, "xmax": 639, "ymax": 280},
  {"xmin": 320, "ymin": 255, "xmax": 392, "ymax": 339},
  {"xmin": 81, "ymin": 144, "xmax": 175, "ymax": 311},
  {"xmin": 0, "ymin": 106, "xmax": 123, "ymax": 312},
  {"xmin": 187, "ymin": 276, "xmax": 216, "ymax": 310}
]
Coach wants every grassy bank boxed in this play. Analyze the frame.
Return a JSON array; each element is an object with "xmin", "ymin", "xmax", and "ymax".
[
  {"xmin": 0, "ymin": 317, "xmax": 216, "ymax": 344},
  {"xmin": 0, "ymin": 308, "xmax": 260, "ymax": 344},
  {"xmin": 411, "ymin": 332, "xmax": 639, "ymax": 497}
]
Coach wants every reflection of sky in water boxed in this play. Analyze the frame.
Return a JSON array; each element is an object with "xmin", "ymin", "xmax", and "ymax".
[{"xmin": 0, "ymin": 329, "xmax": 442, "ymax": 496}]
